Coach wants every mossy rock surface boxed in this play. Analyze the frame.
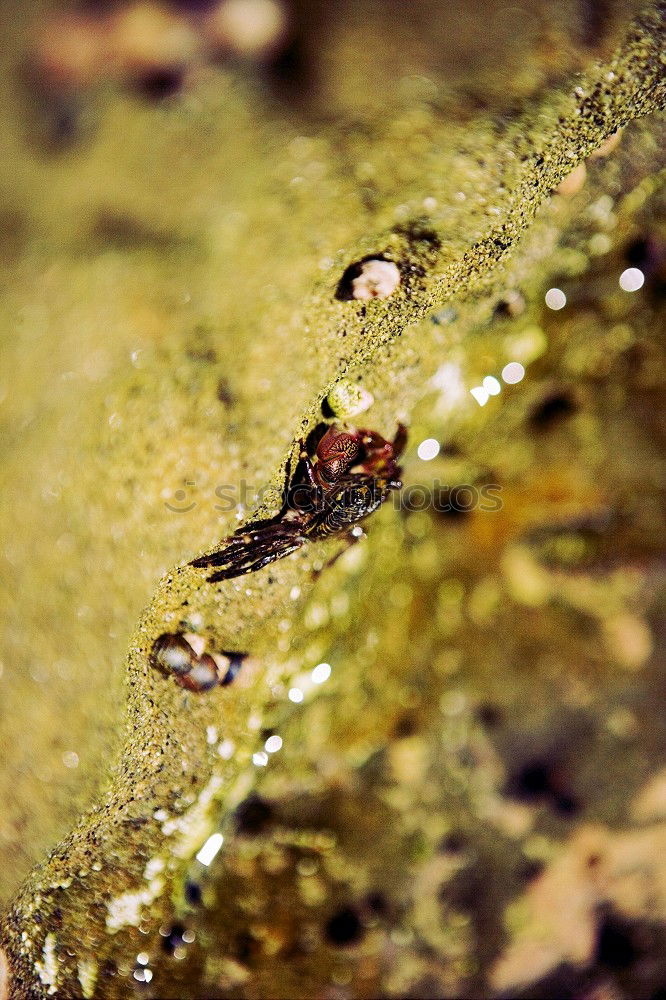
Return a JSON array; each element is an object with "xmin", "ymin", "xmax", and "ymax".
[{"xmin": 0, "ymin": 1, "xmax": 664, "ymax": 996}]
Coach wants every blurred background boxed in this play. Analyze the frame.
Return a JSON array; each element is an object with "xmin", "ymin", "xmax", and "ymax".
[{"xmin": 0, "ymin": 0, "xmax": 664, "ymax": 997}]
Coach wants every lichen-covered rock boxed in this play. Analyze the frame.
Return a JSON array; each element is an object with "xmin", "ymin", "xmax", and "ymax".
[{"xmin": 0, "ymin": 0, "xmax": 664, "ymax": 996}]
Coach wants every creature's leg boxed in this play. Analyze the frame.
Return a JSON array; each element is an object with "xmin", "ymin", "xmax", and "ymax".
[
  {"xmin": 312, "ymin": 527, "xmax": 364, "ymax": 579},
  {"xmin": 392, "ymin": 422, "xmax": 408, "ymax": 459},
  {"xmin": 193, "ymin": 521, "xmax": 307, "ymax": 581},
  {"xmin": 299, "ymin": 447, "xmax": 318, "ymax": 487}
]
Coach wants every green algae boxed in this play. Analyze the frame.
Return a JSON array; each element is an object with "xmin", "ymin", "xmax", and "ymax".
[{"xmin": 0, "ymin": 1, "xmax": 664, "ymax": 996}]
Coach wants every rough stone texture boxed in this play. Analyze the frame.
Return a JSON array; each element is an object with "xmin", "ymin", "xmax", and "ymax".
[{"xmin": 0, "ymin": 0, "xmax": 664, "ymax": 996}]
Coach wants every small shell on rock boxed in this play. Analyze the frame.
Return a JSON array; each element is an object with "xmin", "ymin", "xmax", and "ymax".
[
  {"xmin": 183, "ymin": 631, "xmax": 206, "ymax": 658},
  {"xmin": 177, "ymin": 653, "xmax": 220, "ymax": 691},
  {"xmin": 153, "ymin": 633, "xmax": 250, "ymax": 692},
  {"xmin": 326, "ymin": 380, "xmax": 374, "ymax": 418},
  {"xmin": 351, "ymin": 259, "xmax": 400, "ymax": 300},
  {"xmin": 215, "ymin": 651, "xmax": 247, "ymax": 686},
  {"xmin": 153, "ymin": 633, "xmax": 196, "ymax": 676}
]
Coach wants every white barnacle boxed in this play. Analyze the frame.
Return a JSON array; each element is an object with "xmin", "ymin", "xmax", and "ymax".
[
  {"xmin": 106, "ymin": 858, "xmax": 165, "ymax": 931},
  {"xmin": 77, "ymin": 958, "xmax": 98, "ymax": 999},
  {"xmin": 167, "ymin": 773, "xmax": 225, "ymax": 860},
  {"xmin": 144, "ymin": 856, "xmax": 165, "ymax": 882},
  {"xmin": 326, "ymin": 380, "xmax": 374, "ymax": 418},
  {"xmin": 106, "ymin": 891, "xmax": 148, "ymax": 931},
  {"xmin": 35, "ymin": 934, "xmax": 58, "ymax": 995},
  {"xmin": 351, "ymin": 259, "xmax": 400, "ymax": 300}
]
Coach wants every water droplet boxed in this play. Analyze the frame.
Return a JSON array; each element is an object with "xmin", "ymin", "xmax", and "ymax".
[
  {"xmin": 311, "ymin": 662, "xmax": 332, "ymax": 684},
  {"xmin": 619, "ymin": 267, "xmax": 644, "ymax": 292},
  {"xmin": 544, "ymin": 288, "xmax": 566, "ymax": 310},
  {"xmin": 501, "ymin": 362, "xmax": 525, "ymax": 384},
  {"xmin": 196, "ymin": 833, "xmax": 224, "ymax": 866},
  {"xmin": 417, "ymin": 438, "xmax": 440, "ymax": 461}
]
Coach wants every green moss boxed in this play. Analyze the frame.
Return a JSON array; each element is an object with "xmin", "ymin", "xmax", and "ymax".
[{"xmin": 0, "ymin": 1, "xmax": 664, "ymax": 996}]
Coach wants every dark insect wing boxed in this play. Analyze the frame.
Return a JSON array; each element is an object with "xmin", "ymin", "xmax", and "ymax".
[{"xmin": 191, "ymin": 521, "xmax": 307, "ymax": 581}]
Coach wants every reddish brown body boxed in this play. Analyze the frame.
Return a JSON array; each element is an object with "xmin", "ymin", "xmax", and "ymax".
[
  {"xmin": 304, "ymin": 425, "xmax": 360, "ymax": 489},
  {"xmin": 304, "ymin": 423, "xmax": 405, "ymax": 489}
]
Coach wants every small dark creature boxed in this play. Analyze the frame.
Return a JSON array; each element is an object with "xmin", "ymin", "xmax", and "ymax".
[{"xmin": 191, "ymin": 422, "xmax": 407, "ymax": 581}]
